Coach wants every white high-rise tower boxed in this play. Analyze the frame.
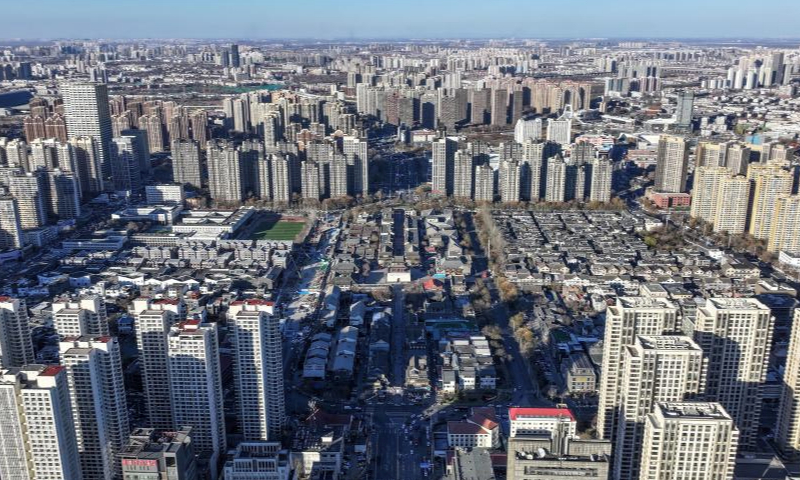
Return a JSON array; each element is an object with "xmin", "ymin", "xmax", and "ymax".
[
  {"xmin": 0, "ymin": 297, "xmax": 35, "ymax": 369},
  {"xmin": 131, "ymin": 297, "xmax": 185, "ymax": 429},
  {"xmin": 61, "ymin": 82, "xmax": 113, "ymax": 189},
  {"xmin": 0, "ymin": 365, "xmax": 84, "ymax": 480},
  {"xmin": 52, "ymin": 295, "xmax": 109, "ymax": 338},
  {"xmin": 60, "ymin": 336, "xmax": 129, "ymax": 480},
  {"xmin": 168, "ymin": 320, "xmax": 226, "ymax": 471},
  {"xmin": 228, "ymin": 299, "xmax": 286, "ymax": 440},
  {"xmin": 597, "ymin": 297, "xmax": 679, "ymax": 439},
  {"xmin": 693, "ymin": 298, "xmax": 773, "ymax": 450}
]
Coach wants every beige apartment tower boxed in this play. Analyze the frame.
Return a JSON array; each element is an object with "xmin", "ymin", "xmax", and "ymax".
[
  {"xmin": 747, "ymin": 164, "xmax": 793, "ymax": 239},
  {"xmin": 654, "ymin": 135, "xmax": 689, "ymax": 193},
  {"xmin": 693, "ymin": 298, "xmax": 773, "ymax": 450},
  {"xmin": 639, "ymin": 402, "xmax": 738, "ymax": 480},
  {"xmin": 597, "ymin": 297, "xmax": 679, "ymax": 439},
  {"xmin": 690, "ymin": 166, "xmax": 730, "ymax": 223},
  {"xmin": 768, "ymin": 195, "xmax": 800, "ymax": 254},
  {"xmin": 776, "ymin": 309, "xmax": 800, "ymax": 460},
  {"xmin": 614, "ymin": 335, "xmax": 706, "ymax": 480},
  {"xmin": 713, "ymin": 175, "xmax": 750, "ymax": 234}
]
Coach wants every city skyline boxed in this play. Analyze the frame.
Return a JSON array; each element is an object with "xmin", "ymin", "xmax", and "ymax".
[
  {"xmin": 3, "ymin": 0, "xmax": 800, "ymax": 40},
  {"xmin": 2, "ymin": 17, "xmax": 800, "ymax": 479}
]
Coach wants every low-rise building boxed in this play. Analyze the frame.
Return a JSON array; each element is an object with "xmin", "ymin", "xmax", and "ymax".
[
  {"xmin": 561, "ymin": 351, "xmax": 597, "ymax": 393},
  {"xmin": 447, "ymin": 407, "xmax": 501, "ymax": 449},
  {"xmin": 119, "ymin": 427, "xmax": 198, "ymax": 480},
  {"xmin": 222, "ymin": 442, "xmax": 291, "ymax": 480}
]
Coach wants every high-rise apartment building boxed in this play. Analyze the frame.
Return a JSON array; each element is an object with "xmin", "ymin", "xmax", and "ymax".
[
  {"xmin": 168, "ymin": 320, "xmax": 226, "ymax": 471},
  {"xmin": 690, "ymin": 166, "xmax": 730, "ymax": 223},
  {"xmin": 343, "ymin": 136, "xmax": 369, "ymax": 196},
  {"xmin": 111, "ymin": 113, "xmax": 132, "ymax": 138},
  {"xmin": 777, "ymin": 310, "xmax": 800, "ymax": 460},
  {"xmin": 0, "ymin": 196, "xmax": 23, "ymax": 250},
  {"xmin": 693, "ymin": 298, "xmax": 773, "ymax": 450},
  {"xmin": 544, "ymin": 155, "xmax": 566, "ymax": 202},
  {"xmin": 111, "ymin": 136, "xmax": 145, "ymax": 192},
  {"xmin": 597, "ymin": 297, "xmax": 679, "ymax": 439},
  {"xmin": 639, "ymin": 402, "xmax": 737, "ymax": 480},
  {"xmin": 23, "ymin": 114, "xmax": 46, "ymax": 141},
  {"xmin": 69, "ymin": 136, "xmax": 104, "ymax": 196},
  {"xmin": 546, "ymin": 118, "xmax": 572, "ymax": 145},
  {"xmin": 761, "ymin": 142, "xmax": 794, "ymax": 165},
  {"xmin": 588, "ymin": 157, "xmax": 612, "ymax": 203},
  {"xmin": 473, "ymin": 164, "xmax": 494, "ymax": 202},
  {"xmin": 120, "ymin": 128, "xmax": 151, "ymax": 174},
  {"xmin": 0, "ymin": 297, "xmax": 35, "ymax": 369},
  {"xmin": 3, "ymin": 138, "xmax": 28, "ymax": 167},
  {"xmin": 725, "ymin": 143, "xmax": 751, "ymax": 176},
  {"xmin": 695, "ymin": 141, "xmax": 727, "ymax": 168},
  {"xmin": 0, "ymin": 365, "xmax": 83, "ymax": 480},
  {"xmin": 675, "ymin": 90, "xmax": 694, "ymax": 129},
  {"xmin": 228, "ymin": 299, "xmax": 286, "ymax": 441},
  {"xmin": 46, "ymin": 170, "xmax": 82, "ymax": 220},
  {"xmin": 271, "ymin": 154, "xmax": 292, "ymax": 203},
  {"xmin": 654, "ymin": 135, "xmax": 689, "ymax": 193},
  {"xmin": 208, "ymin": 139, "xmax": 244, "ymax": 203},
  {"xmin": 7, "ymin": 172, "xmax": 47, "ymax": 229},
  {"xmin": 52, "ymin": 295, "xmax": 109, "ymax": 338},
  {"xmin": 490, "ymin": 88, "xmax": 507, "ymax": 126},
  {"xmin": 189, "ymin": 110, "xmax": 209, "ymax": 148},
  {"xmin": 139, "ymin": 114, "xmax": 165, "ymax": 153},
  {"xmin": 60, "ymin": 336, "xmax": 129, "ymax": 480},
  {"xmin": 500, "ymin": 159, "xmax": 521, "ymax": 203},
  {"xmin": 432, "ymin": 137, "xmax": 457, "ymax": 196},
  {"xmin": 301, "ymin": 161, "xmax": 321, "ymax": 201},
  {"xmin": 30, "ymin": 137, "xmax": 69, "ymax": 171},
  {"xmin": 614, "ymin": 335, "xmax": 706, "ymax": 480},
  {"xmin": 521, "ymin": 141, "xmax": 559, "ymax": 201},
  {"xmin": 747, "ymin": 164, "xmax": 793, "ymax": 239},
  {"xmin": 171, "ymin": 139, "xmax": 203, "ymax": 189},
  {"xmin": 131, "ymin": 297, "xmax": 184, "ymax": 429},
  {"xmin": 514, "ymin": 118, "xmax": 543, "ymax": 143},
  {"xmin": 45, "ymin": 114, "xmax": 68, "ymax": 142},
  {"xmin": 713, "ymin": 175, "xmax": 750, "ymax": 234},
  {"xmin": 61, "ymin": 82, "xmax": 113, "ymax": 189},
  {"xmin": 453, "ymin": 151, "xmax": 474, "ymax": 199},
  {"xmin": 769, "ymin": 195, "xmax": 800, "ymax": 254}
]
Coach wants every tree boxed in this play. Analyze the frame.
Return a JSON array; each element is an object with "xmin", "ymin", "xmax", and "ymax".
[
  {"xmin": 481, "ymin": 324, "xmax": 503, "ymax": 341},
  {"xmin": 514, "ymin": 327, "xmax": 537, "ymax": 356},
  {"xmin": 497, "ymin": 277, "xmax": 519, "ymax": 303},
  {"xmin": 509, "ymin": 313, "xmax": 525, "ymax": 331}
]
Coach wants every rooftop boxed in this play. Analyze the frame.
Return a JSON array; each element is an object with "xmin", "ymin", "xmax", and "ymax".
[
  {"xmin": 638, "ymin": 335, "xmax": 700, "ymax": 351},
  {"xmin": 618, "ymin": 296, "xmax": 677, "ymax": 309},
  {"xmin": 706, "ymin": 297, "xmax": 769, "ymax": 311},
  {"xmin": 509, "ymin": 407, "xmax": 575, "ymax": 422},
  {"xmin": 658, "ymin": 402, "xmax": 731, "ymax": 420}
]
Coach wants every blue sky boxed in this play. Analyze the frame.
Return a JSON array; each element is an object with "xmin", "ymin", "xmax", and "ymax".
[{"xmin": 2, "ymin": 0, "xmax": 799, "ymax": 40}]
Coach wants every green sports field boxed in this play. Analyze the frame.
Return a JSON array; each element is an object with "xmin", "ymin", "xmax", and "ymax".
[{"xmin": 251, "ymin": 220, "xmax": 305, "ymax": 241}]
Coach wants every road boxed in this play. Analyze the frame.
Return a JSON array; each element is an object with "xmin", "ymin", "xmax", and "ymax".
[
  {"xmin": 368, "ymin": 403, "xmax": 428, "ymax": 480},
  {"xmin": 367, "ymin": 268, "xmax": 427, "ymax": 479},
  {"xmin": 460, "ymin": 211, "xmax": 546, "ymax": 407},
  {"xmin": 390, "ymin": 284, "xmax": 407, "ymax": 386}
]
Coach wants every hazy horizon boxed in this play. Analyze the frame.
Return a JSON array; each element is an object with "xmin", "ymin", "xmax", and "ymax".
[{"xmin": 3, "ymin": 0, "xmax": 800, "ymax": 40}]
